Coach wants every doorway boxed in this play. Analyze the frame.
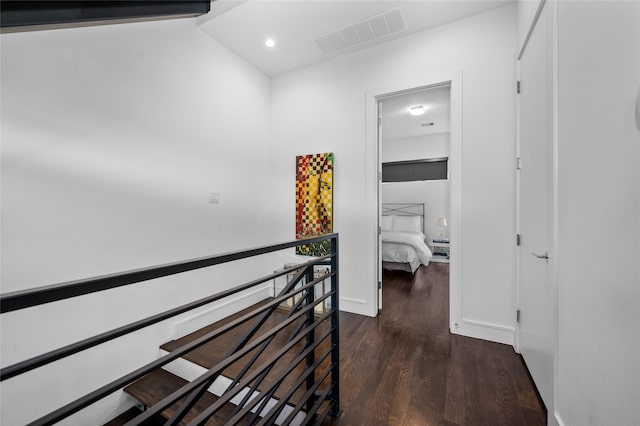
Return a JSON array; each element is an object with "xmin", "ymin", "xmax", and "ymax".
[
  {"xmin": 365, "ymin": 71, "xmax": 462, "ymax": 330},
  {"xmin": 377, "ymin": 84, "xmax": 452, "ymax": 309}
]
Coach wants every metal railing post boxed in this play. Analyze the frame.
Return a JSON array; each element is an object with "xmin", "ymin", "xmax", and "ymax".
[
  {"xmin": 304, "ymin": 265, "xmax": 317, "ymax": 414},
  {"xmin": 330, "ymin": 235, "xmax": 340, "ymax": 417}
]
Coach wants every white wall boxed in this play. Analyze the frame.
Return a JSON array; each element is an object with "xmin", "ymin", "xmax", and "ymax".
[
  {"xmin": 382, "ymin": 133, "xmax": 450, "ymax": 242},
  {"xmin": 382, "ymin": 133, "xmax": 449, "ymax": 162},
  {"xmin": 0, "ymin": 18, "xmax": 276, "ymax": 424},
  {"xmin": 555, "ymin": 2, "xmax": 640, "ymax": 425},
  {"xmin": 270, "ymin": 5, "xmax": 517, "ymax": 343}
]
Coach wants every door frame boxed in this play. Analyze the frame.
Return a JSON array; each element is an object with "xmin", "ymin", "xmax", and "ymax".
[{"xmin": 364, "ymin": 69, "xmax": 463, "ymax": 332}]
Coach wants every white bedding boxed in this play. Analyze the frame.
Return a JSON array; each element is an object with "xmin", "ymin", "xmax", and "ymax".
[{"xmin": 381, "ymin": 231, "xmax": 432, "ymax": 273}]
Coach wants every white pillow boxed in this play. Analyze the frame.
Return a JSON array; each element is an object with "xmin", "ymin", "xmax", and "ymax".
[
  {"xmin": 391, "ymin": 215, "xmax": 422, "ymax": 233},
  {"xmin": 380, "ymin": 215, "xmax": 393, "ymax": 231}
]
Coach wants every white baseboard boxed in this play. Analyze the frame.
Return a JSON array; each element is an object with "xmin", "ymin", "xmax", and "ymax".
[
  {"xmin": 452, "ymin": 318, "xmax": 515, "ymax": 345},
  {"xmin": 339, "ymin": 297, "xmax": 370, "ymax": 316},
  {"xmin": 160, "ymin": 350, "xmax": 304, "ymax": 425},
  {"xmin": 173, "ymin": 285, "xmax": 273, "ymax": 339},
  {"xmin": 553, "ymin": 410, "xmax": 565, "ymax": 426}
]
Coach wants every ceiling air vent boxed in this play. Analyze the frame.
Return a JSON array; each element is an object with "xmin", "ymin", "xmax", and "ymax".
[{"xmin": 313, "ymin": 8, "xmax": 406, "ymax": 55}]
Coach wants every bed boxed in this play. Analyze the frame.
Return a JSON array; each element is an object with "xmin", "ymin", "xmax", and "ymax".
[{"xmin": 381, "ymin": 203, "xmax": 433, "ymax": 273}]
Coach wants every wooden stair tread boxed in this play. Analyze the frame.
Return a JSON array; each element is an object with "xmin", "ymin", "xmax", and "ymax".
[
  {"xmin": 123, "ymin": 368, "xmax": 250, "ymax": 425},
  {"xmin": 161, "ymin": 299, "xmax": 274, "ymax": 352},
  {"xmin": 160, "ymin": 299, "xmax": 333, "ymax": 405}
]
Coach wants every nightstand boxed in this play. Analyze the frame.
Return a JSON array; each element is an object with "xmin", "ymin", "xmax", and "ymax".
[{"xmin": 430, "ymin": 240, "xmax": 450, "ymax": 263}]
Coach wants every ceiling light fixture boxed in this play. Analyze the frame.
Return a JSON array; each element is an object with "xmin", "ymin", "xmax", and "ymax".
[
  {"xmin": 265, "ymin": 38, "xmax": 276, "ymax": 48},
  {"xmin": 409, "ymin": 105, "xmax": 425, "ymax": 116}
]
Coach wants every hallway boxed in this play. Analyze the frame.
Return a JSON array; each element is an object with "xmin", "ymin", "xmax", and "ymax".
[{"xmin": 329, "ymin": 263, "xmax": 546, "ymax": 425}]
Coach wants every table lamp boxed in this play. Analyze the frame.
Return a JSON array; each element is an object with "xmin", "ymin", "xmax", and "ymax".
[{"xmin": 436, "ymin": 217, "xmax": 448, "ymax": 240}]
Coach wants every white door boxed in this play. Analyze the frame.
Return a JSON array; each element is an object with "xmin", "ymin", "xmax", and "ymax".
[
  {"xmin": 377, "ymin": 100, "xmax": 383, "ymax": 311},
  {"xmin": 517, "ymin": 2, "xmax": 555, "ymax": 414}
]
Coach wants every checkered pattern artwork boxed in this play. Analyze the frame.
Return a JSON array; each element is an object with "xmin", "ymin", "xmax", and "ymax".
[{"xmin": 295, "ymin": 152, "xmax": 333, "ymax": 256}]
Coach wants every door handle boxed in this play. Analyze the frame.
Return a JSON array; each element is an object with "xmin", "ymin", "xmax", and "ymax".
[{"xmin": 532, "ymin": 251, "xmax": 549, "ymax": 261}]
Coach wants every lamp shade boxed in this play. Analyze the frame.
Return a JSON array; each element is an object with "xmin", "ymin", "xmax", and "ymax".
[{"xmin": 436, "ymin": 217, "xmax": 448, "ymax": 227}]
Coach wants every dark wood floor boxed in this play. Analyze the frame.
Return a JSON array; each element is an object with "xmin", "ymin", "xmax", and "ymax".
[
  {"xmin": 327, "ymin": 263, "xmax": 546, "ymax": 426},
  {"xmin": 125, "ymin": 263, "xmax": 545, "ymax": 425}
]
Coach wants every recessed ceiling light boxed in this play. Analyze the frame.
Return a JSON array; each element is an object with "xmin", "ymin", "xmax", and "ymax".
[
  {"xmin": 409, "ymin": 105, "xmax": 425, "ymax": 116},
  {"xmin": 265, "ymin": 38, "xmax": 276, "ymax": 48}
]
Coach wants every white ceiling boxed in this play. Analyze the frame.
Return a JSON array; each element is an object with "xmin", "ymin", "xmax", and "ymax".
[
  {"xmin": 198, "ymin": 0, "xmax": 514, "ymax": 77},
  {"xmin": 380, "ymin": 83, "xmax": 450, "ymax": 140}
]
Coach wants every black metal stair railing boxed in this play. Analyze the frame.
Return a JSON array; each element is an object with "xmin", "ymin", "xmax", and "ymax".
[{"xmin": 0, "ymin": 233, "xmax": 340, "ymax": 425}]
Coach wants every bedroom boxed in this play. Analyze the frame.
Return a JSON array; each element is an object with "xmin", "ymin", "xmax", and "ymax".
[{"xmin": 379, "ymin": 84, "xmax": 451, "ymax": 274}]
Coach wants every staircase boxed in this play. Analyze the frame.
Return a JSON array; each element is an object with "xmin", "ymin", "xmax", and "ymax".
[
  {"xmin": 0, "ymin": 234, "xmax": 340, "ymax": 426},
  {"xmin": 115, "ymin": 300, "xmax": 332, "ymax": 425}
]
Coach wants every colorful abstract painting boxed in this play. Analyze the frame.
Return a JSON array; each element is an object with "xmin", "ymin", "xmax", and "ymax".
[{"xmin": 295, "ymin": 152, "xmax": 333, "ymax": 256}]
